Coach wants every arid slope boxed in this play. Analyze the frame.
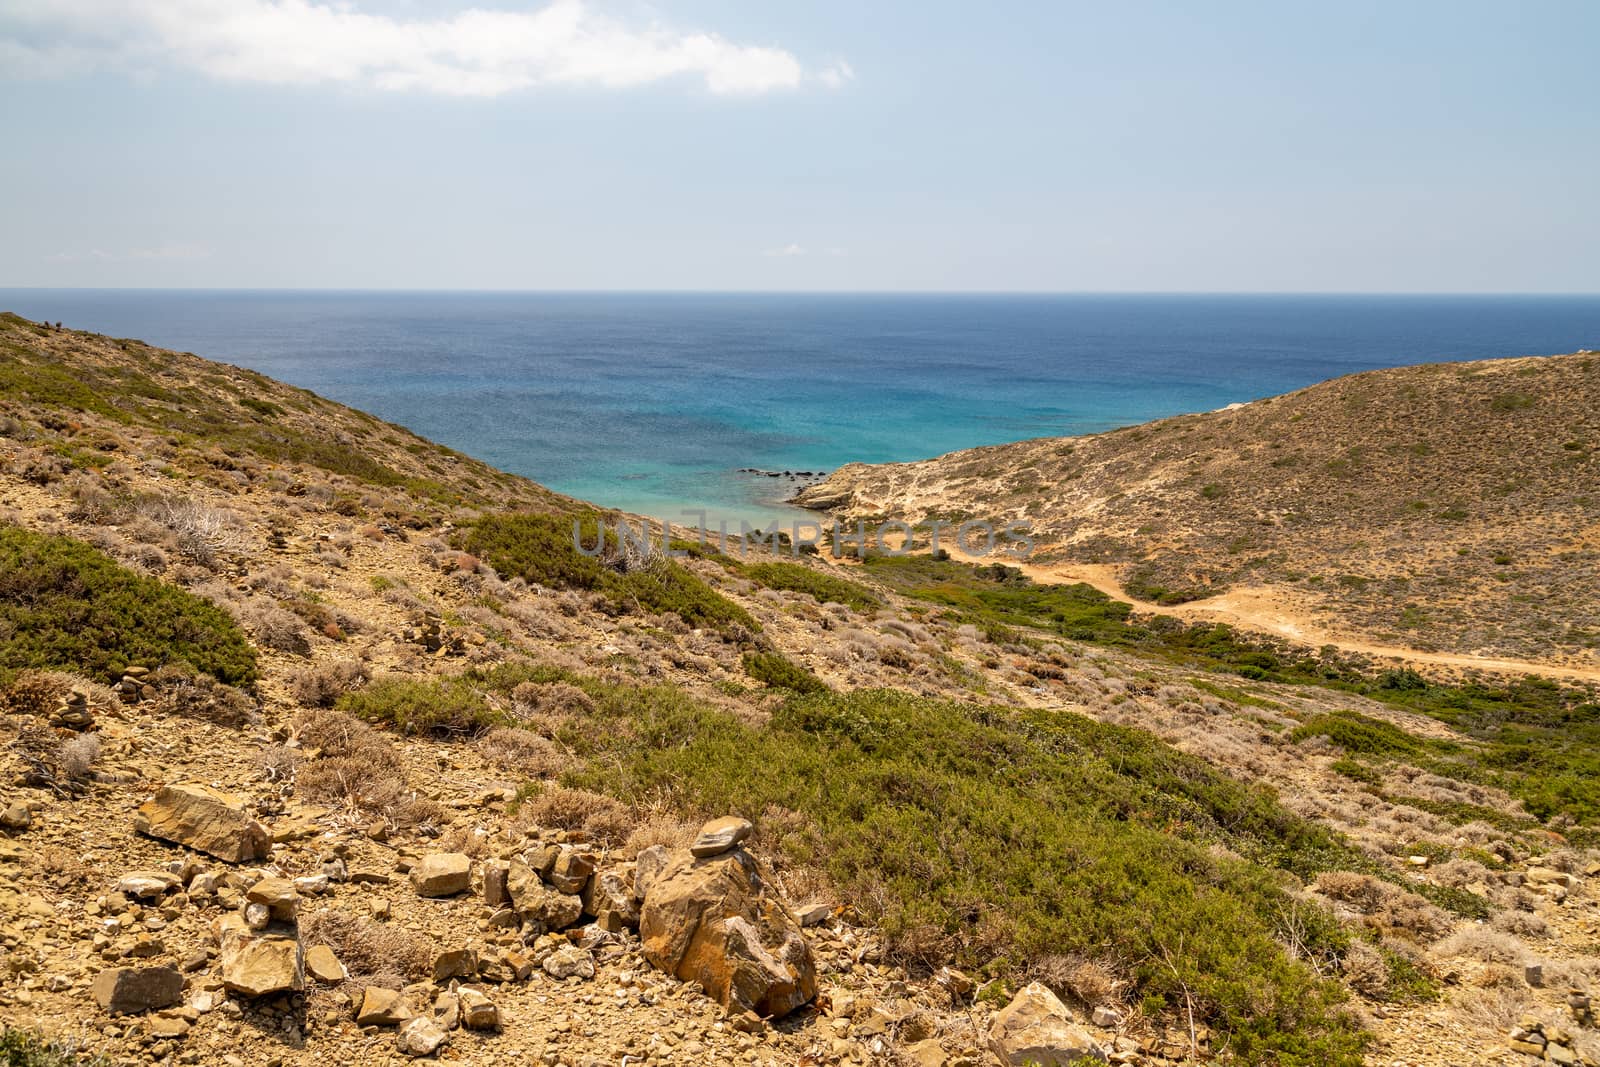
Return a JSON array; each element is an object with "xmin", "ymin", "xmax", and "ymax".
[{"xmin": 797, "ymin": 351, "xmax": 1600, "ymax": 666}]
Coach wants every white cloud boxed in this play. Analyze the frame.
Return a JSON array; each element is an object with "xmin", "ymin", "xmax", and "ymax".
[
  {"xmin": 0, "ymin": 0, "xmax": 831, "ymax": 97},
  {"xmin": 47, "ymin": 243, "xmax": 210, "ymax": 263},
  {"xmin": 762, "ymin": 243, "xmax": 807, "ymax": 257},
  {"xmin": 816, "ymin": 60, "xmax": 853, "ymax": 90}
]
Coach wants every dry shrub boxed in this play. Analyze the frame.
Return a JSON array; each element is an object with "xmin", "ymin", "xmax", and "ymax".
[
  {"xmin": 1312, "ymin": 871, "xmax": 1451, "ymax": 941},
  {"xmin": 1340, "ymin": 939, "xmax": 1389, "ymax": 998},
  {"xmin": 622, "ymin": 813, "xmax": 696, "ymax": 855},
  {"xmin": 1434, "ymin": 926, "xmax": 1530, "ymax": 965},
  {"xmin": 518, "ymin": 786, "xmax": 632, "ymax": 845},
  {"xmin": 1474, "ymin": 963, "xmax": 1523, "ymax": 988},
  {"xmin": 150, "ymin": 664, "xmax": 256, "ymax": 726},
  {"xmin": 510, "ymin": 680, "xmax": 595, "ymax": 717},
  {"xmin": 1313, "ymin": 871, "xmax": 1385, "ymax": 911},
  {"xmin": 1032, "ymin": 953, "xmax": 1124, "ymax": 1010},
  {"xmin": 57, "ymin": 733, "xmax": 100, "ymax": 779},
  {"xmin": 1490, "ymin": 910, "xmax": 1551, "ymax": 939},
  {"xmin": 299, "ymin": 908, "xmax": 431, "ymax": 984},
  {"xmin": 1, "ymin": 670, "xmax": 70, "ymax": 716},
  {"xmin": 291, "ymin": 659, "xmax": 370, "ymax": 708},
  {"xmin": 1455, "ymin": 985, "xmax": 1537, "ymax": 1033},
  {"xmin": 256, "ymin": 743, "xmax": 298, "ymax": 782},
  {"xmin": 236, "ymin": 601, "xmax": 311, "ymax": 655},
  {"xmin": 142, "ymin": 497, "xmax": 243, "ymax": 566},
  {"xmin": 476, "ymin": 727, "xmax": 565, "ymax": 777},
  {"xmin": 291, "ymin": 708, "xmax": 448, "ymax": 831},
  {"xmin": 292, "ymin": 708, "xmax": 405, "ymax": 805}
]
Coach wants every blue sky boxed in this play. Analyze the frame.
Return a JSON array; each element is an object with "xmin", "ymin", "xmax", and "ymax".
[{"xmin": 3, "ymin": 0, "xmax": 1597, "ymax": 291}]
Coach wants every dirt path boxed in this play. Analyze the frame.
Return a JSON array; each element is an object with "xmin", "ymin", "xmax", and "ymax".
[{"xmin": 943, "ymin": 550, "xmax": 1600, "ymax": 686}]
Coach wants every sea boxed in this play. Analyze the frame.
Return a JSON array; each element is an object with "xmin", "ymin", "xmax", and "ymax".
[{"xmin": 3, "ymin": 291, "xmax": 1598, "ymax": 526}]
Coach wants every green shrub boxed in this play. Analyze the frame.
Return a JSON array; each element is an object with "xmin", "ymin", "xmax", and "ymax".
[
  {"xmin": 0, "ymin": 524, "xmax": 257, "ymax": 686},
  {"xmin": 464, "ymin": 513, "xmax": 757, "ymax": 633},
  {"xmin": 567, "ymin": 684, "xmax": 1366, "ymax": 1065},
  {"xmin": 337, "ymin": 674, "xmax": 502, "ymax": 737},
  {"xmin": 0, "ymin": 1028, "xmax": 106, "ymax": 1067},
  {"xmin": 1330, "ymin": 758, "xmax": 1382, "ymax": 785},
  {"xmin": 741, "ymin": 651, "xmax": 827, "ymax": 694},
  {"xmin": 739, "ymin": 561, "xmax": 881, "ymax": 610},
  {"xmin": 1290, "ymin": 711, "xmax": 1423, "ymax": 759}
]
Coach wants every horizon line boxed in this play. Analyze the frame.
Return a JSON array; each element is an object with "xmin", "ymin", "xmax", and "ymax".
[{"xmin": 4, "ymin": 287, "xmax": 1600, "ymax": 298}]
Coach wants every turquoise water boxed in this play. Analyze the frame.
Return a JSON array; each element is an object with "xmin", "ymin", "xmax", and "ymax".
[{"xmin": 4, "ymin": 291, "xmax": 1598, "ymax": 524}]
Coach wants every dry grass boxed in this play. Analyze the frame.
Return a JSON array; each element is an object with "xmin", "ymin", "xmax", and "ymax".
[
  {"xmin": 299, "ymin": 908, "xmax": 432, "ymax": 988},
  {"xmin": 1433, "ymin": 926, "xmax": 1530, "ymax": 965},
  {"xmin": 290, "ymin": 707, "xmax": 446, "ymax": 829},
  {"xmin": 150, "ymin": 664, "xmax": 256, "ymax": 727},
  {"xmin": 235, "ymin": 600, "xmax": 311, "ymax": 656},
  {"xmin": 476, "ymin": 726, "xmax": 566, "ymax": 777},
  {"xmin": 1312, "ymin": 871, "xmax": 1452, "ymax": 942},
  {"xmin": 1032, "ymin": 953, "xmax": 1125, "ymax": 1010},
  {"xmin": 290, "ymin": 658, "xmax": 370, "ymax": 708},
  {"xmin": 514, "ymin": 785, "xmax": 632, "ymax": 845}
]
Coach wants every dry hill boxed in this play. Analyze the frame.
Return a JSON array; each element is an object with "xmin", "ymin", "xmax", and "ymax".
[{"xmin": 797, "ymin": 351, "xmax": 1600, "ymax": 667}]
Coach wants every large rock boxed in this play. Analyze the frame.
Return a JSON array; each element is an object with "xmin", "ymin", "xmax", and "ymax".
[
  {"xmin": 396, "ymin": 1016, "xmax": 448, "ymax": 1057},
  {"xmin": 639, "ymin": 847, "xmax": 814, "ymax": 1018},
  {"xmin": 581, "ymin": 866, "xmax": 640, "ymax": 932},
  {"xmin": 91, "ymin": 966, "xmax": 184, "ymax": 1014},
  {"xmin": 134, "ymin": 783, "xmax": 270, "ymax": 863},
  {"xmin": 547, "ymin": 847, "xmax": 594, "ymax": 894},
  {"xmin": 690, "ymin": 816, "xmax": 753, "ymax": 858},
  {"xmin": 507, "ymin": 859, "xmax": 583, "ymax": 930},
  {"xmin": 988, "ymin": 982, "xmax": 1105, "ymax": 1065},
  {"xmin": 410, "ymin": 853, "xmax": 471, "ymax": 897},
  {"xmin": 217, "ymin": 913, "xmax": 304, "ymax": 998},
  {"xmin": 542, "ymin": 945, "xmax": 595, "ymax": 980}
]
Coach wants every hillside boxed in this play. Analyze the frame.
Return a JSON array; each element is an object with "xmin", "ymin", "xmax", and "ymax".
[
  {"xmin": 4, "ymin": 314, "xmax": 1600, "ymax": 1067},
  {"xmin": 796, "ymin": 351, "xmax": 1600, "ymax": 668}
]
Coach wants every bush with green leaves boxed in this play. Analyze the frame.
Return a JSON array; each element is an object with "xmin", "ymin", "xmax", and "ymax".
[
  {"xmin": 0, "ymin": 1028, "xmax": 106, "ymax": 1067},
  {"xmin": 337, "ymin": 673, "xmax": 502, "ymax": 737},
  {"xmin": 563, "ymin": 682, "xmax": 1366, "ymax": 1066},
  {"xmin": 463, "ymin": 512, "xmax": 756, "ymax": 633},
  {"xmin": 0, "ymin": 524, "xmax": 257, "ymax": 687},
  {"xmin": 741, "ymin": 651, "xmax": 828, "ymax": 694}
]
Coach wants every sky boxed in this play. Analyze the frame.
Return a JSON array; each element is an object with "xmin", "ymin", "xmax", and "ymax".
[{"xmin": 2, "ymin": 0, "xmax": 1598, "ymax": 292}]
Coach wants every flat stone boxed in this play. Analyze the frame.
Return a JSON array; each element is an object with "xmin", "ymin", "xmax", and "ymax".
[
  {"xmin": 134, "ymin": 783, "xmax": 270, "ymax": 864},
  {"xmin": 116, "ymin": 871, "xmax": 181, "ymax": 900},
  {"xmin": 91, "ymin": 966, "xmax": 184, "ymax": 1014},
  {"xmin": 305, "ymin": 945, "xmax": 346, "ymax": 984},
  {"xmin": 690, "ymin": 816, "xmax": 753, "ymax": 858},
  {"xmin": 356, "ymin": 986, "xmax": 414, "ymax": 1026},
  {"xmin": 432, "ymin": 947, "xmax": 477, "ymax": 982},
  {"xmin": 542, "ymin": 945, "xmax": 595, "ymax": 980},
  {"xmin": 409, "ymin": 853, "xmax": 471, "ymax": 897}
]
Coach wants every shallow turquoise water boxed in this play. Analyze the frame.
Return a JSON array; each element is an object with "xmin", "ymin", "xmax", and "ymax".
[{"xmin": 5, "ymin": 291, "xmax": 1598, "ymax": 525}]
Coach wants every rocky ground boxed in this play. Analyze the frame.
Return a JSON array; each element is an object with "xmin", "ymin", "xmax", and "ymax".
[{"xmin": 5, "ymin": 314, "xmax": 1600, "ymax": 1066}]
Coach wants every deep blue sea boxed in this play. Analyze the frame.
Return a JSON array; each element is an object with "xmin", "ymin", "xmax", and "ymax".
[{"xmin": 4, "ymin": 291, "xmax": 1598, "ymax": 524}]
